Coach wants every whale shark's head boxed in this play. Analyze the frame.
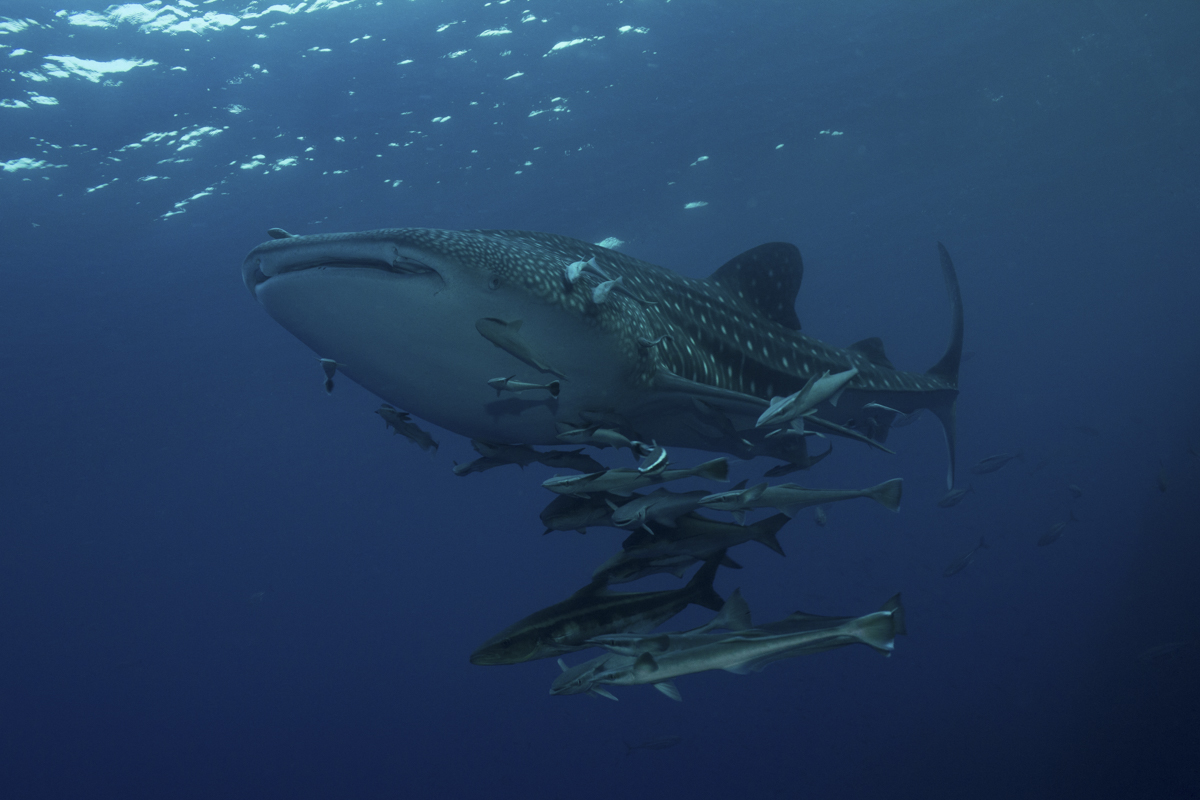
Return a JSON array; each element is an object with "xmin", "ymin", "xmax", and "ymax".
[{"xmin": 242, "ymin": 228, "xmax": 640, "ymax": 444}]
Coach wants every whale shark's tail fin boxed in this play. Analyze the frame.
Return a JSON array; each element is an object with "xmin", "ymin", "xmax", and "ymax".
[{"xmin": 926, "ymin": 243, "xmax": 964, "ymax": 489}]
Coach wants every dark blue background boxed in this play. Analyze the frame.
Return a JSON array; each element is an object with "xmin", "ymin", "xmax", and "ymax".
[{"xmin": 2, "ymin": 1, "xmax": 1198, "ymax": 798}]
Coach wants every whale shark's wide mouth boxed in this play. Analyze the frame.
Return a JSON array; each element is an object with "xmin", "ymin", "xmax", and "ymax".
[{"xmin": 241, "ymin": 233, "xmax": 439, "ymax": 297}]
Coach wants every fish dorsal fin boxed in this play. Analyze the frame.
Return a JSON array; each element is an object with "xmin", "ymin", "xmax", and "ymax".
[
  {"xmin": 634, "ymin": 652, "xmax": 659, "ymax": 675},
  {"xmin": 848, "ymin": 337, "xmax": 895, "ymax": 370},
  {"xmin": 708, "ymin": 242, "xmax": 803, "ymax": 330}
]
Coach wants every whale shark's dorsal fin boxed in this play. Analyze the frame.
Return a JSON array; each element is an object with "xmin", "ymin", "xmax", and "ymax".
[{"xmin": 707, "ymin": 243, "xmax": 803, "ymax": 330}]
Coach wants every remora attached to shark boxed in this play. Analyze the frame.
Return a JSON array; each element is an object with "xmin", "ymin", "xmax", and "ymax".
[{"xmin": 242, "ymin": 229, "xmax": 964, "ymax": 484}]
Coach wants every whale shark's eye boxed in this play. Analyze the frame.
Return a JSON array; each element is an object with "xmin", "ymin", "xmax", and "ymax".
[{"xmin": 488, "ymin": 276, "xmax": 500, "ymax": 290}]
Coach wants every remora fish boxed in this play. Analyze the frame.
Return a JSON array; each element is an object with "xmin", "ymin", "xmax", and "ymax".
[
  {"xmin": 535, "ymin": 448, "xmax": 606, "ymax": 473},
  {"xmin": 756, "ymin": 367, "xmax": 860, "ymax": 429},
  {"xmin": 451, "ymin": 440, "xmax": 605, "ymax": 477},
  {"xmin": 540, "ymin": 492, "xmax": 620, "ymax": 534},
  {"xmin": 943, "ymin": 536, "xmax": 988, "ymax": 577},
  {"xmin": 375, "ymin": 404, "xmax": 439, "ymax": 452},
  {"xmin": 592, "ymin": 550, "xmax": 743, "ymax": 586},
  {"xmin": 488, "ymin": 375, "xmax": 561, "ymax": 397},
  {"xmin": 242, "ymin": 230, "xmax": 963, "ymax": 486},
  {"xmin": 553, "ymin": 654, "xmax": 623, "ymax": 701},
  {"xmin": 971, "ymin": 452, "xmax": 1023, "ymax": 474},
  {"xmin": 609, "ymin": 488, "xmax": 711, "ymax": 530},
  {"xmin": 700, "ymin": 478, "xmax": 902, "ymax": 520},
  {"xmin": 594, "ymin": 514, "xmax": 790, "ymax": 584},
  {"xmin": 470, "ymin": 558, "xmax": 725, "ymax": 665},
  {"xmin": 554, "ymin": 590, "xmax": 754, "ymax": 700},
  {"xmin": 564, "ymin": 595, "xmax": 905, "ymax": 696},
  {"xmin": 555, "ymin": 423, "xmax": 646, "ymax": 454},
  {"xmin": 475, "ymin": 318, "xmax": 567, "ymax": 379},
  {"xmin": 543, "ymin": 458, "xmax": 729, "ymax": 497},
  {"xmin": 587, "ymin": 589, "xmax": 755, "ymax": 655},
  {"xmin": 318, "ymin": 357, "xmax": 344, "ymax": 393}
]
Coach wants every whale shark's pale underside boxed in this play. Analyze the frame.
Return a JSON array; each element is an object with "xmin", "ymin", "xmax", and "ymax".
[{"xmin": 242, "ymin": 228, "xmax": 963, "ymax": 486}]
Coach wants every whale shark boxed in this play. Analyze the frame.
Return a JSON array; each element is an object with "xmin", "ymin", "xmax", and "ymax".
[{"xmin": 242, "ymin": 228, "xmax": 963, "ymax": 485}]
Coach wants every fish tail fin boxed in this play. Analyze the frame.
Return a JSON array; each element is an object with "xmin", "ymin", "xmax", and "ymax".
[
  {"xmin": 750, "ymin": 513, "xmax": 790, "ymax": 556},
  {"xmin": 686, "ymin": 553, "xmax": 726, "ymax": 612},
  {"xmin": 926, "ymin": 243, "xmax": 963, "ymax": 490},
  {"xmin": 692, "ymin": 458, "xmax": 730, "ymax": 482},
  {"xmin": 855, "ymin": 593, "xmax": 906, "ymax": 652},
  {"xmin": 868, "ymin": 478, "xmax": 904, "ymax": 512},
  {"xmin": 882, "ymin": 593, "xmax": 907, "ymax": 637},
  {"xmin": 548, "ymin": 380, "xmax": 561, "ymax": 398}
]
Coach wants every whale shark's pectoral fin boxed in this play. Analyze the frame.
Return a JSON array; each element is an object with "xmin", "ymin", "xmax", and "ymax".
[
  {"xmin": 803, "ymin": 415, "xmax": 896, "ymax": 454},
  {"xmin": 650, "ymin": 368, "xmax": 769, "ymax": 419}
]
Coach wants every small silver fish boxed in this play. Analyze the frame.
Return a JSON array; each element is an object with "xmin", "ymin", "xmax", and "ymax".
[
  {"xmin": 317, "ymin": 357, "xmax": 345, "ymax": 394},
  {"xmin": 563, "ymin": 260, "xmax": 588, "ymax": 284},
  {"xmin": 592, "ymin": 276, "xmax": 624, "ymax": 305},
  {"xmin": 375, "ymin": 405, "xmax": 439, "ymax": 452},
  {"xmin": 487, "ymin": 375, "xmax": 561, "ymax": 397},
  {"xmin": 564, "ymin": 256, "xmax": 611, "ymax": 286}
]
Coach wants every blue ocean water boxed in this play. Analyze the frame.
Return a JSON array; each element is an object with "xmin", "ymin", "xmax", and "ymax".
[{"xmin": 2, "ymin": 1, "xmax": 1198, "ymax": 798}]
